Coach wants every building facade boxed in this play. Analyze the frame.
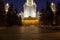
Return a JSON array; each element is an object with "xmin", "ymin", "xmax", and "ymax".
[
  {"xmin": 23, "ymin": 0, "xmax": 36, "ymax": 18},
  {"xmin": 21, "ymin": 0, "xmax": 39, "ymax": 25}
]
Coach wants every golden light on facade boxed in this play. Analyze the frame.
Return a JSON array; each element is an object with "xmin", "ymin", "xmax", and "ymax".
[
  {"xmin": 21, "ymin": 0, "xmax": 39, "ymax": 25},
  {"xmin": 22, "ymin": 18, "xmax": 39, "ymax": 25}
]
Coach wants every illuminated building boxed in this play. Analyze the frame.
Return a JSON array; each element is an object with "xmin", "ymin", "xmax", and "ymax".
[
  {"xmin": 23, "ymin": 0, "xmax": 36, "ymax": 18},
  {"xmin": 20, "ymin": 0, "xmax": 39, "ymax": 25}
]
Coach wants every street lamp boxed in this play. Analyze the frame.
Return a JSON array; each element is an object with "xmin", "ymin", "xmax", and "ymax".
[
  {"xmin": 5, "ymin": 3, "xmax": 10, "ymax": 14},
  {"xmin": 51, "ymin": 2, "xmax": 56, "ymax": 14},
  {"xmin": 51, "ymin": 2, "xmax": 56, "ymax": 25}
]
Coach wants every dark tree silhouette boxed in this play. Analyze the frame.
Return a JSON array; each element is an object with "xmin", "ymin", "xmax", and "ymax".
[
  {"xmin": 45, "ymin": 0, "xmax": 53, "ymax": 25},
  {"xmin": 6, "ymin": 4, "xmax": 20, "ymax": 26},
  {"xmin": 0, "ymin": 0, "xmax": 5, "ymax": 26},
  {"xmin": 40, "ymin": 8, "xmax": 46, "ymax": 25},
  {"xmin": 19, "ymin": 15, "xmax": 22, "ymax": 26},
  {"xmin": 56, "ymin": 3, "xmax": 60, "ymax": 25}
]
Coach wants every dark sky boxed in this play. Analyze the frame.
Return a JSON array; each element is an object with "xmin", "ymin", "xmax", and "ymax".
[{"xmin": 3, "ymin": 0, "xmax": 60, "ymax": 12}]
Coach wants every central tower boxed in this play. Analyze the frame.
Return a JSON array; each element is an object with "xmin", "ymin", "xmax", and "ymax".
[
  {"xmin": 24, "ymin": 0, "xmax": 36, "ymax": 18},
  {"xmin": 27, "ymin": 0, "xmax": 33, "ymax": 5}
]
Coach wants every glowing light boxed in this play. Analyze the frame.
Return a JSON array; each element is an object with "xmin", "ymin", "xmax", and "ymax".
[
  {"xmin": 5, "ymin": 3, "xmax": 10, "ymax": 12},
  {"xmin": 6, "ymin": 3, "xmax": 9, "ymax": 6},
  {"xmin": 51, "ymin": 2, "xmax": 56, "ymax": 12},
  {"xmin": 51, "ymin": 3, "xmax": 54, "ymax": 6},
  {"xmin": 19, "ymin": 13, "xmax": 21, "ymax": 16}
]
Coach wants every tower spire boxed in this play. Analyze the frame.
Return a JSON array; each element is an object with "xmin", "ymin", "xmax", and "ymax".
[{"xmin": 27, "ymin": 0, "xmax": 33, "ymax": 5}]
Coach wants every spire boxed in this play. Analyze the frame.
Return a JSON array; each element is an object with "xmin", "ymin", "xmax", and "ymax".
[{"xmin": 27, "ymin": 0, "xmax": 33, "ymax": 5}]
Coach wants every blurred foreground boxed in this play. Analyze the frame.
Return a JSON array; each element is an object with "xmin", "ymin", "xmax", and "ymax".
[{"xmin": 0, "ymin": 25, "xmax": 60, "ymax": 40}]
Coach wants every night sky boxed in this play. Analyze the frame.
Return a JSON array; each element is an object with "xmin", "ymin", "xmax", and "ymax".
[{"xmin": 2, "ymin": 0, "xmax": 60, "ymax": 12}]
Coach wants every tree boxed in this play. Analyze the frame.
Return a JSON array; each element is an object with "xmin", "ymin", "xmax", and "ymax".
[
  {"xmin": 0, "ymin": 0, "xmax": 5, "ymax": 26},
  {"xmin": 40, "ymin": 8, "xmax": 46, "ymax": 25},
  {"xmin": 56, "ymin": 3, "xmax": 60, "ymax": 25},
  {"xmin": 19, "ymin": 15, "xmax": 22, "ymax": 26},
  {"xmin": 6, "ymin": 4, "xmax": 20, "ymax": 26},
  {"xmin": 45, "ymin": 0, "xmax": 53, "ymax": 25}
]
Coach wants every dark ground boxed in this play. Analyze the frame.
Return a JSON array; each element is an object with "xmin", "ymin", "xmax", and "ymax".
[{"xmin": 0, "ymin": 25, "xmax": 60, "ymax": 40}]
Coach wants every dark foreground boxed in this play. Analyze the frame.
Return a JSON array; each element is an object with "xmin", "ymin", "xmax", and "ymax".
[{"xmin": 0, "ymin": 25, "xmax": 60, "ymax": 40}]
